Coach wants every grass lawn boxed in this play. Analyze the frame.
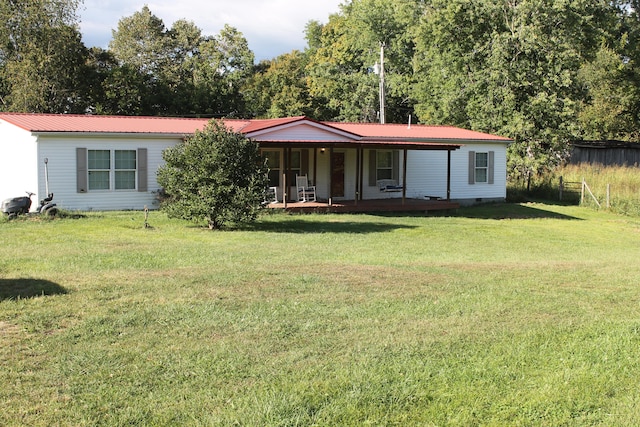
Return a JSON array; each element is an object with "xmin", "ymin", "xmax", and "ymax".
[{"xmin": 1, "ymin": 203, "xmax": 640, "ymax": 426}]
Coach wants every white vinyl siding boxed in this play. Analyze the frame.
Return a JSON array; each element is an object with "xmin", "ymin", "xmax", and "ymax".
[
  {"xmin": 0, "ymin": 121, "xmax": 38, "ymax": 209},
  {"xmin": 39, "ymin": 136, "xmax": 174, "ymax": 211}
]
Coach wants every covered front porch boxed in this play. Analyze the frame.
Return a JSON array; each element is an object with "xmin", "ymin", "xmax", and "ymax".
[
  {"xmin": 253, "ymin": 118, "xmax": 466, "ymax": 212},
  {"xmin": 265, "ymin": 197, "xmax": 460, "ymax": 214}
]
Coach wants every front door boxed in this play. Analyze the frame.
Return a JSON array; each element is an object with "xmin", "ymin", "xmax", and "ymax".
[{"xmin": 331, "ymin": 152, "xmax": 345, "ymax": 198}]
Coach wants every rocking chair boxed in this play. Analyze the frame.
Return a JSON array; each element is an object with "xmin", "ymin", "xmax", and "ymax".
[{"xmin": 296, "ymin": 175, "xmax": 317, "ymax": 202}]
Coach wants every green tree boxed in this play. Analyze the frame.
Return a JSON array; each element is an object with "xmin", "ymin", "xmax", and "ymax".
[
  {"xmin": 0, "ymin": 0, "xmax": 89, "ymax": 113},
  {"xmin": 578, "ymin": 43, "xmax": 640, "ymax": 141},
  {"xmin": 108, "ymin": 7, "xmax": 255, "ymax": 117},
  {"xmin": 157, "ymin": 121, "xmax": 268, "ymax": 230},
  {"xmin": 244, "ymin": 50, "xmax": 319, "ymax": 118},
  {"xmin": 192, "ymin": 25, "xmax": 255, "ymax": 117},
  {"xmin": 305, "ymin": 0, "xmax": 422, "ymax": 122},
  {"xmin": 412, "ymin": 0, "xmax": 620, "ymax": 181}
]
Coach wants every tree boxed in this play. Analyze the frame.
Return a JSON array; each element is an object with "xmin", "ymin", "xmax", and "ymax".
[
  {"xmin": 191, "ymin": 24, "xmax": 255, "ymax": 117},
  {"xmin": 305, "ymin": 0, "xmax": 422, "ymax": 122},
  {"xmin": 108, "ymin": 7, "xmax": 255, "ymax": 117},
  {"xmin": 244, "ymin": 51, "xmax": 318, "ymax": 118},
  {"xmin": 156, "ymin": 121, "xmax": 268, "ymax": 230},
  {"xmin": 0, "ymin": 0, "xmax": 89, "ymax": 113},
  {"xmin": 578, "ymin": 43, "xmax": 640, "ymax": 141},
  {"xmin": 412, "ymin": 0, "xmax": 621, "ymax": 181}
]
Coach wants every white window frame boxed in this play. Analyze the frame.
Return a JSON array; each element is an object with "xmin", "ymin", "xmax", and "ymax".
[
  {"xmin": 376, "ymin": 150, "xmax": 394, "ymax": 181},
  {"xmin": 87, "ymin": 149, "xmax": 137, "ymax": 191},
  {"xmin": 475, "ymin": 152, "xmax": 489, "ymax": 184}
]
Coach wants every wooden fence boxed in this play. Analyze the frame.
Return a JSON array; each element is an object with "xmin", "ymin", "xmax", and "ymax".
[{"xmin": 559, "ymin": 176, "xmax": 610, "ymax": 208}]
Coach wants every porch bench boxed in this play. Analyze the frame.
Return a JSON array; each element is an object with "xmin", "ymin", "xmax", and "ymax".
[{"xmin": 377, "ymin": 179, "xmax": 403, "ymax": 192}]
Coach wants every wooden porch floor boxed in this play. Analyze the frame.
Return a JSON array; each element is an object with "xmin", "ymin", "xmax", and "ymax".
[{"xmin": 266, "ymin": 198, "xmax": 460, "ymax": 213}]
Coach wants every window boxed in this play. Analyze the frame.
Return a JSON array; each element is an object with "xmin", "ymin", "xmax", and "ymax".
[
  {"xmin": 475, "ymin": 152, "xmax": 488, "ymax": 183},
  {"xmin": 368, "ymin": 150, "xmax": 399, "ymax": 186},
  {"xmin": 88, "ymin": 150, "xmax": 110, "ymax": 190},
  {"xmin": 468, "ymin": 150, "xmax": 494, "ymax": 185},
  {"xmin": 87, "ymin": 149, "xmax": 137, "ymax": 191},
  {"xmin": 376, "ymin": 150, "xmax": 393, "ymax": 180},
  {"xmin": 262, "ymin": 151, "xmax": 280, "ymax": 187},
  {"xmin": 287, "ymin": 150, "xmax": 302, "ymax": 184},
  {"xmin": 115, "ymin": 150, "xmax": 136, "ymax": 189}
]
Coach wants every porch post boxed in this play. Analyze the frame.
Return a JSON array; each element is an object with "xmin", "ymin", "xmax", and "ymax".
[
  {"xmin": 447, "ymin": 149, "xmax": 452, "ymax": 201},
  {"xmin": 359, "ymin": 147, "xmax": 364, "ymax": 201},
  {"xmin": 312, "ymin": 147, "xmax": 317, "ymax": 189},
  {"xmin": 355, "ymin": 147, "xmax": 360, "ymax": 206},
  {"xmin": 402, "ymin": 148, "xmax": 408, "ymax": 205},
  {"xmin": 283, "ymin": 147, "xmax": 289, "ymax": 207},
  {"xmin": 329, "ymin": 146, "xmax": 334, "ymax": 204}
]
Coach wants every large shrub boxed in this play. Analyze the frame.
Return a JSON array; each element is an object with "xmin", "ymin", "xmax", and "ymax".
[{"xmin": 157, "ymin": 121, "xmax": 268, "ymax": 229}]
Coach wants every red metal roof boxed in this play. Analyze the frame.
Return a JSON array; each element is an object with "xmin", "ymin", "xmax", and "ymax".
[
  {"xmin": 330, "ymin": 122, "xmax": 511, "ymax": 142},
  {"xmin": 0, "ymin": 113, "xmax": 250, "ymax": 135},
  {"xmin": 0, "ymin": 113, "xmax": 511, "ymax": 143}
]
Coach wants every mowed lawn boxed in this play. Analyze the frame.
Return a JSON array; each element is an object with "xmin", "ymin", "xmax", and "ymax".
[{"xmin": 1, "ymin": 203, "xmax": 640, "ymax": 426}]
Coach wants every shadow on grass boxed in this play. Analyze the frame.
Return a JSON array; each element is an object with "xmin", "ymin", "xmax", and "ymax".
[
  {"xmin": 243, "ymin": 218, "xmax": 418, "ymax": 233},
  {"xmin": 0, "ymin": 278, "xmax": 68, "ymax": 301},
  {"xmin": 441, "ymin": 202, "xmax": 582, "ymax": 220}
]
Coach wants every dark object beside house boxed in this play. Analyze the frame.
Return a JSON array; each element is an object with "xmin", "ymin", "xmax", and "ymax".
[{"xmin": 570, "ymin": 140, "xmax": 640, "ymax": 167}]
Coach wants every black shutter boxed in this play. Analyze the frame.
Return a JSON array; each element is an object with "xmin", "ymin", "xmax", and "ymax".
[
  {"xmin": 368, "ymin": 150, "xmax": 377, "ymax": 186},
  {"xmin": 77, "ymin": 147, "xmax": 87, "ymax": 193},
  {"xmin": 392, "ymin": 150, "xmax": 400, "ymax": 182},
  {"xmin": 138, "ymin": 148, "xmax": 148, "ymax": 192},
  {"xmin": 488, "ymin": 151, "xmax": 495, "ymax": 185},
  {"xmin": 468, "ymin": 151, "xmax": 476, "ymax": 185}
]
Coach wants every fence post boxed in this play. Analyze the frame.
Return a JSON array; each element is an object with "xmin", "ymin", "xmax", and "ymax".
[
  {"xmin": 559, "ymin": 176, "xmax": 564, "ymax": 201},
  {"xmin": 581, "ymin": 177, "xmax": 585, "ymax": 205},
  {"xmin": 606, "ymin": 184, "xmax": 610, "ymax": 209}
]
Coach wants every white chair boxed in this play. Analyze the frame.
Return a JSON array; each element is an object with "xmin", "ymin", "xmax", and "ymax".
[
  {"xmin": 264, "ymin": 186, "xmax": 278, "ymax": 204},
  {"xmin": 296, "ymin": 175, "xmax": 316, "ymax": 202}
]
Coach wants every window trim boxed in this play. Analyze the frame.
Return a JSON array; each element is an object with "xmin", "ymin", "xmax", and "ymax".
[
  {"xmin": 475, "ymin": 152, "xmax": 489, "ymax": 183},
  {"xmin": 376, "ymin": 150, "xmax": 394, "ymax": 181},
  {"xmin": 78, "ymin": 148, "xmax": 147, "ymax": 193},
  {"xmin": 468, "ymin": 150, "xmax": 495, "ymax": 185},
  {"xmin": 368, "ymin": 149, "xmax": 399, "ymax": 186}
]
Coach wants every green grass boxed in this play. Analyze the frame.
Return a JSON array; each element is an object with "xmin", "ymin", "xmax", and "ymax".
[
  {"xmin": 509, "ymin": 164, "xmax": 640, "ymax": 216},
  {"xmin": 2, "ymin": 205, "xmax": 640, "ymax": 426}
]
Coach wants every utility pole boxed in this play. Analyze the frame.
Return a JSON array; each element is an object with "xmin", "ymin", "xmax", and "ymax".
[{"xmin": 378, "ymin": 42, "xmax": 386, "ymax": 124}]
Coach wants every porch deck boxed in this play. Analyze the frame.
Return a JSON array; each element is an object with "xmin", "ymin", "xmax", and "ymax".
[{"xmin": 266, "ymin": 198, "xmax": 459, "ymax": 214}]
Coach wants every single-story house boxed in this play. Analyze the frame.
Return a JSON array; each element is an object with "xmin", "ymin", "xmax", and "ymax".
[{"xmin": 0, "ymin": 113, "xmax": 511, "ymax": 212}]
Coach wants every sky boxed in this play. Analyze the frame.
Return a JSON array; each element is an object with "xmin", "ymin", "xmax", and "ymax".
[{"xmin": 79, "ymin": 0, "xmax": 344, "ymax": 62}]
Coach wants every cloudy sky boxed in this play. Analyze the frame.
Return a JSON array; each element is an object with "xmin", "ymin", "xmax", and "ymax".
[{"xmin": 79, "ymin": 0, "xmax": 344, "ymax": 62}]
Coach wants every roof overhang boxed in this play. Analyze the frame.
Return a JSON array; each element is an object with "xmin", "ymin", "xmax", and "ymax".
[
  {"xmin": 255, "ymin": 139, "xmax": 463, "ymax": 150},
  {"xmin": 31, "ymin": 131, "xmax": 190, "ymax": 140}
]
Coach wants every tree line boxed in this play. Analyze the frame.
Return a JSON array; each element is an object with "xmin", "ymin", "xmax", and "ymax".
[{"xmin": 2, "ymin": 0, "xmax": 640, "ymax": 179}]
